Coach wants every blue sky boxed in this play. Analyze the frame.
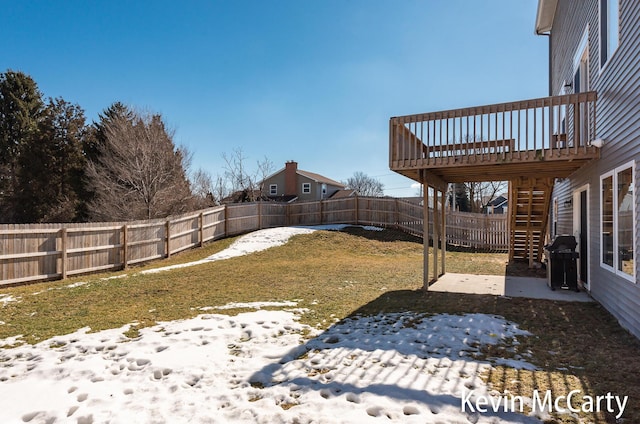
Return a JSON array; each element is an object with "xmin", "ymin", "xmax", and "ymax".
[{"xmin": 1, "ymin": 0, "xmax": 548, "ymax": 197}]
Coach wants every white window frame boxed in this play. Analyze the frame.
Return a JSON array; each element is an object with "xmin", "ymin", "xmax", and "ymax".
[
  {"xmin": 600, "ymin": 161, "xmax": 636, "ymax": 282},
  {"xmin": 573, "ymin": 28, "xmax": 589, "ymax": 92},
  {"xmin": 572, "ymin": 184, "xmax": 591, "ymax": 288},
  {"xmin": 302, "ymin": 183, "xmax": 311, "ymax": 194},
  {"xmin": 599, "ymin": 0, "xmax": 620, "ymax": 72},
  {"xmin": 269, "ymin": 184, "xmax": 277, "ymax": 195}
]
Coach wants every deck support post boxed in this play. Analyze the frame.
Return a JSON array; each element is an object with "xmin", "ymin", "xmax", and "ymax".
[
  {"xmin": 422, "ymin": 181, "xmax": 430, "ymax": 291},
  {"xmin": 421, "ymin": 170, "xmax": 448, "ymax": 290},
  {"xmin": 441, "ymin": 188, "xmax": 446, "ymax": 275},
  {"xmin": 433, "ymin": 185, "xmax": 439, "ymax": 283}
]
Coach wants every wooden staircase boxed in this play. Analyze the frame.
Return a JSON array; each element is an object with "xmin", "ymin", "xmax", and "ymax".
[{"xmin": 509, "ymin": 177, "xmax": 554, "ymax": 265}]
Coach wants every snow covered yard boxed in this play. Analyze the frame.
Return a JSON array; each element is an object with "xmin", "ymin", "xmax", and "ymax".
[
  {"xmin": 0, "ymin": 303, "xmax": 542, "ymax": 423},
  {"xmin": 2, "ymin": 225, "xmax": 637, "ymax": 423}
]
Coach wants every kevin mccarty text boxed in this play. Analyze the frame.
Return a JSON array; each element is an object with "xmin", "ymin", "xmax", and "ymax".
[{"xmin": 461, "ymin": 389, "xmax": 628, "ymax": 420}]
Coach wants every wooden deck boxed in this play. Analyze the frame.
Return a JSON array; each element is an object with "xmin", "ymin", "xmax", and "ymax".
[
  {"xmin": 389, "ymin": 92, "xmax": 599, "ymax": 183},
  {"xmin": 390, "ymin": 91, "xmax": 600, "ymax": 277}
]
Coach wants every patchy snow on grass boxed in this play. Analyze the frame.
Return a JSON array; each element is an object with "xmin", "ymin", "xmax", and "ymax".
[
  {"xmin": 0, "ymin": 306, "xmax": 542, "ymax": 423},
  {"xmin": 0, "ymin": 294, "xmax": 20, "ymax": 307},
  {"xmin": 298, "ymin": 224, "xmax": 384, "ymax": 232},
  {"xmin": 206, "ymin": 301, "xmax": 300, "ymax": 310},
  {"xmin": 140, "ymin": 225, "xmax": 381, "ymax": 275}
]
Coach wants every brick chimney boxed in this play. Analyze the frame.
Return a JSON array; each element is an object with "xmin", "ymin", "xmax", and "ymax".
[{"xmin": 285, "ymin": 161, "xmax": 298, "ymax": 196}]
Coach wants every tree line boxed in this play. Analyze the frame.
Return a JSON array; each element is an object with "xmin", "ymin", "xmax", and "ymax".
[
  {"xmin": 0, "ymin": 70, "xmax": 214, "ymax": 224},
  {"xmin": 0, "ymin": 70, "xmax": 387, "ymax": 224}
]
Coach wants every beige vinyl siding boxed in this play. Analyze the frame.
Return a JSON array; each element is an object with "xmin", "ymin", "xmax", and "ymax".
[
  {"xmin": 264, "ymin": 173, "xmax": 287, "ymax": 196},
  {"xmin": 297, "ymin": 175, "xmax": 318, "ymax": 201}
]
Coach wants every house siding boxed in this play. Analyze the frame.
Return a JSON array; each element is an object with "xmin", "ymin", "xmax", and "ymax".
[
  {"xmin": 265, "ymin": 173, "xmax": 288, "ymax": 196},
  {"xmin": 263, "ymin": 172, "xmax": 344, "ymax": 201},
  {"xmin": 549, "ymin": 0, "xmax": 640, "ymax": 338},
  {"xmin": 298, "ymin": 175, "xmax": 318, "ymax": 201}
]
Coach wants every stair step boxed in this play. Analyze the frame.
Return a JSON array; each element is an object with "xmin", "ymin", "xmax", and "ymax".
[{"xmin": 509, "ymin": 177, "xmax": 554, "ymax": 262}]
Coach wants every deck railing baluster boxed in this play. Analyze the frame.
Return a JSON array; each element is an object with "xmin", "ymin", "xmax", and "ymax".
[{"xmin": 389, "ymin": 92, "xmax": 597, "ymax": 179}]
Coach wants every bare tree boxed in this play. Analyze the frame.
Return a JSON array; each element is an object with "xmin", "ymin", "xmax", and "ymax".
[
  {"xmin": 211, "ymin": 174, "xmax": 229, "ymax": 205},
  {"xmin": 466, "ymin": 181, "xmax": 508, "ymax": 213},
  {"xmin": 190, "ymin": 168, "xmax": 216, "ymax": 208},
  {"xmin": 344, "ymin": 171, "xmax": 384, "ymax": 197},
  {"xmin": 446, "ymin": 135, "xmax": 507, "ymax": 213},
  {"xmin": 86, "ymin": 110, "xmax": 193, "ymax": 221},
  {"xmin": 222, "ymin": 148, "xmax": 273, "ymax": 202}
]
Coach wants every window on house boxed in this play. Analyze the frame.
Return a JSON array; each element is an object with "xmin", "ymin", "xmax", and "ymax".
[
  {"xmin": 573, "ymin": 29, "xmax": 590, "ymax": 146},
  {"xmin": 269, "ymin": 184, "xmax": 277, "ymax": 195},
  {"xmin": 617, "ymin": 167, "xmax": 634, "ymax": 277},
  {"xmin": 600, "ymin": 0, "xmax": 620, "ymax": 67},
  {"xmin": 602, "ymin": 175, "xmax": 614, "ymax": 267},
  {"xmin": 600, "ymin": 162, "xmax": 635, "ymax": 280},
  {"xmin": 302, "ymin": 183, "xmax": 311, "ymax": 194}
]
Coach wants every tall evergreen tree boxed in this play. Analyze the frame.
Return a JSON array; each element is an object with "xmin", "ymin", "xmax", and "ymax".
[
  {"xmin": 84, "ymin": 102, "xmax": 134, "ymax": 163},
  {"xmin": 451, "ymin": 182, "xmax": 470, "ymax": 212},
  {"xmin": 0, "ymin": 70, "xmax": 44, "ymax": 222},
  {"xmin": 15, "ymin": 98, "xmax": 87, "ymax": 222}
]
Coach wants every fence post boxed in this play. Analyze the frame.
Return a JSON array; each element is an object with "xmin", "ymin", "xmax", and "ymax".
[
  {"xmin": 355, "ymin": 196, "xmax": 359, "ymax": 225},
  {"xmin": 199, "ymin": 212, "xmax": 204, "ymax": 247},
  {"xmin": 122, "ymin": 224, "xmax": 128, "ymax": 269},
  {"xmin": 224, "ymin": 204, "xmax": 228, "ymax": 237},
  {"xmin": 258, "ymin": 202, "xmax": 262, "ymax": 229},
  {"xmin": 319, "ymin": 199, "xmax": 323, "ymax": 225},
  {"xmin": 166, "ymin": 220, "xmax": 171, "ymax": 258},
  {"xmin": 285, "ymin": 203, "xmax": 291, "ymax": 226},
  {"xmin": 60, "ymin": 228, "xmax": 67, "ymax": 280},
  {"xmin": 394, "ymin": 198, "xmax": 400, "ymax": 230}
]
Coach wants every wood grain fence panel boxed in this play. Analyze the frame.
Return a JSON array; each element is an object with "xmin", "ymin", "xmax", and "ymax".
[
  {"xmin": 226, "ymin": 203, "xmax": 260, "ymax": 236},
  {"xmin": 202, "ymin": 206, "xmax": 226, "ymax": 242},
  {"xmin": 396, "ymin": 199, "xmax": 423, "ymax": 236},
  {"xmin": 358, "ymin": 197, "xmax": 397, "ymax": 227},
  {"xmin": 65, "ymin": 226, "xmax": 123, "ymax": 275},
  {"xmin": 260, "ymin": 203, "xmax": 287, "ymax": 228},
  {"xmin": 126, "ymin": 221, "xmax": 166, "ymax": 265},
  {"xmin": 0, "ymin": 225, "xmax": 60, "ymax": 284},
  {"xmin": 446, "ymin": 211, "xmax": 508, "ymax": 251},
  {"xmin": 1, "ymin": 201, "xmax": 509, "ymax": 286},
  {"xmin": 287, "ymin": 201, "xmax": 321, "ymax": 226},
  {"xmin": 168, "ymin": 213, "xmax": 201, "ymax": 255},
  {"xmin": 321, "ymin": 198, "xmax": 357, "ymax": 224}
]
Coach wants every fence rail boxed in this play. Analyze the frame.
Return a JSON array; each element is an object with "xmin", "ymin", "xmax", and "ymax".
[{"xmin": 0, "ymin": 198, "xmax": 508, "ymax": 286}]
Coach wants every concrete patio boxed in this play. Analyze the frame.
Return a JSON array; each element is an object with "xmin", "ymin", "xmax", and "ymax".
[{"xmin": 429, "ymin": 273, "xmax": 593, "ymax": 302}]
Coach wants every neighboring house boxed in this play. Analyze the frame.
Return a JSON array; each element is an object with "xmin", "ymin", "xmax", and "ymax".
[
  {"xmin": 388, "ymin": 1, "xmax": 640, "ymax": 338},
  {"xmin": 485, "ymin": 195, "xmax": 508, "ymax": 215},
  {"xmin": 261, "ymin": 161, "xmax": 349, "ymax": 202},
  {"xmin": 536, "ymin": 0, "xmax": 640, "ymax": 338}
]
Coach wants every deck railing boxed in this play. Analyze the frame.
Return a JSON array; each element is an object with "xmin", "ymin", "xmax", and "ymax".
[{"xmin": 390, "ymin": 91, "xmax": 597, "ymax": 168}]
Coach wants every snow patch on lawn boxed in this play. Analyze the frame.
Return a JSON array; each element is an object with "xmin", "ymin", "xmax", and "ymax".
[
  {"xmin": 0, "ymin": 294, "xmax": 20, "ymax": 307},
  {"xmin": 141, "ymin": 225, "xmax": 382, "ymax": 275},
  {"xmin": 203, "ymin": 301, "xmax": 300, "ymax": 310},
  {"xmin": 0, "ymin": 307, "xmax": 542, "ymax": 423}
]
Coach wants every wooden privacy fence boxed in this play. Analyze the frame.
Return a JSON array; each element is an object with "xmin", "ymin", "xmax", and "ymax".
[{"xmin": 0, "ymin": 197, "xmax": 508, "ymax": 286}]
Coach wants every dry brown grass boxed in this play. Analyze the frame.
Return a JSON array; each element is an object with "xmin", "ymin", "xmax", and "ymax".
[{"xmin": 0, "ymin": 226, "xmax": 638, "ymax": 423}]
